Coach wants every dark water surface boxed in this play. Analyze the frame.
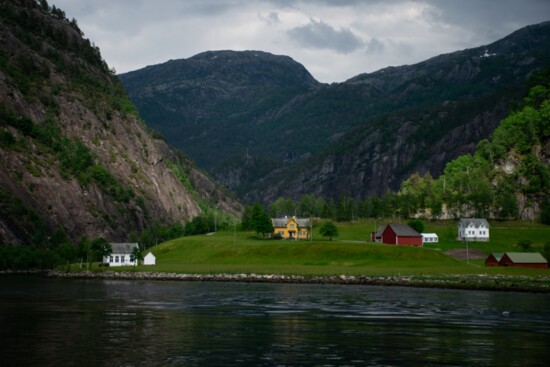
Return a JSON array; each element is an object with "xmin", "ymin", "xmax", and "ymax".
[{"xmin": 1, "ymin": 276, "xmax": 550, "ymax": 366}]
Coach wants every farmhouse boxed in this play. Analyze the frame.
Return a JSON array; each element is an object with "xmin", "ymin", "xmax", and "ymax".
[
  {"xmin": 272, "ymin": 216, "xmax": 311, "ymax": 240},
  {"xmin": 421, "ymin": 233, "xmax": 439, "ymax": 244},
  {"xmin": 485, "ymin": 253, "xmax": 503, "ymax": 267},
  {"xmin": 376, "ymin": 224, "xmax": 423, "ymax": 246},
  {"xmin": 498, "ymin": 252, "xmax": 548, "ymax": 269},
  {"xmin": 143, "ymin": 252, "xmax": 156, "ymax": 266},
  {"xmin": 457, "ymin": 218, "xmax": 490, "ymax": 242},
  {"xmin": 105, "ymin": 243, "xmax": 139, "ymax": 267}
]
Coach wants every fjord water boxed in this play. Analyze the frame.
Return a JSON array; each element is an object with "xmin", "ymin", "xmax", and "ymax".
[{"xmin": 1, "ymin": 277, "xmax": 549, "ymax": 366}]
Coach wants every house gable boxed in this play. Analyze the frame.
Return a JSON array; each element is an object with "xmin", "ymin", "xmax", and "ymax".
[
  {"xmin": 272, "ymin": 217, "xmax": 311, "ymax": 240},
  {"xmin": 143, "ymin": 252, "xmax": 156, "ymax": 266},
  {"xmin": 457, "ymin": 218, "xmax": 490, "ymax": 241}
]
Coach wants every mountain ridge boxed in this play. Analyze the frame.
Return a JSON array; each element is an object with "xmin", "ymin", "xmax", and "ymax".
[{"xmin": 119, "ymin": 21, "xmax": 550, "ymax": 203}]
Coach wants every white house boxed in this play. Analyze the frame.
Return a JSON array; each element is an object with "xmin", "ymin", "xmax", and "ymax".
[
  {"xmin": 457, "ymin": 218, "xmax": 490, "ymax": 242},
  {"xmin": 105, "ymin": 243, "xmax": 139, "ymax": 267},
  {"xmin": 421, "ymin": 233, "xmax": 439, "ymax": 244},
  {"xmin": 143, "ymin": 252, "xmax": 156, "ymax": 266}
]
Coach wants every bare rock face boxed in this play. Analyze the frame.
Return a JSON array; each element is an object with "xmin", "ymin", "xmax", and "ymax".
[{"xmin": 0, "ymin": 1, "xmax": 241, "ymax": 244}]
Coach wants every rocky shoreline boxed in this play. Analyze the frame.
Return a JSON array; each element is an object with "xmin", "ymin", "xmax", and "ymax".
[
  {"xmin": 2, "ymin": 269, "xmax": 549, "ymax": 293},
  {"xmin": 30, "ymin": 270, "xmax": 550, "ymax": 293}
]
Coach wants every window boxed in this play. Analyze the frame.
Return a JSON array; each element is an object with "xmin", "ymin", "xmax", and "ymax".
[
  {"xmin": 115, "ymin": 256, "xmax": 119, "ymax": 263},
  {"xmin": 290, "ymin": 224, "xmax": 295, "ymax": 229},
  {"xmin": 109, "ymin": 256, "xmax": 113, "ymax": 263}
]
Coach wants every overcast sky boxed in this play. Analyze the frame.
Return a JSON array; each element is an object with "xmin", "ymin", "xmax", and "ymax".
[{"xmin": 52, "ymin": 0, "xmax": 550, "ymax": 83}]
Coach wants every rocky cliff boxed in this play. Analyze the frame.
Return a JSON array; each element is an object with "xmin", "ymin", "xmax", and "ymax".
[{"xmin": 0, "ymin": 0, "xmax": 241, "ymax": 245}]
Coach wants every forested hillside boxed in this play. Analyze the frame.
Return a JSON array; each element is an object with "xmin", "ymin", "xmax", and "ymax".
[
  {"xmin": 256, "ymin": 70, "xmax": 550, "ymax": 223},
  {"xmin": 0, "ymin": 0, "xmax": 241, "ymax": 268},
  {"xmin": 397, "ymin": 69, "xmax": 550, "ymax": 221},
  {"xmin": 120, "ymin": 22, "xmax": 550, "ymax": 203}
]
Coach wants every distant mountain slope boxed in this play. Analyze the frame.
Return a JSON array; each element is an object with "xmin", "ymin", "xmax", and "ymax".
[
  {"xmin": 119, "ymin": 50, "xmax": 320, "ymax": 169},
  {"xmin": 120, "ymin": 21, "xmax": 550, "ymax": 203},
  {"xmin": 0, "ymin": 0, "xmax": 241, "ymax": 245}
]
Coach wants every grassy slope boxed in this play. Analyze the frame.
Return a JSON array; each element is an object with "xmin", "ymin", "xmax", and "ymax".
[{"xmin": 130, "ymin": 220, "xmax": 550, "ymax": 277}]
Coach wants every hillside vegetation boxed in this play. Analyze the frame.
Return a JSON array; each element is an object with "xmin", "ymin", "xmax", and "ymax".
[
  {"xmin": 397, "ymin": 69, "xmax": 550, "ymax": 221},
  {"xmin": 0, "ymin": 0, "xmax": 241, "ymax": 268},
  {"xmin": 120, "ymin": 22, "xmax": 550, "ymax": 203}
]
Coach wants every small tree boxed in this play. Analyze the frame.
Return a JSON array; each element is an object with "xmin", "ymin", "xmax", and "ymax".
[
  {"xmin": 256, "ymin": 212, "xmax": 274, "ymax": 238},
  {"xmin": 130, "ymin": 247, "xmax": 142, "ymax": 268},
  {"xmin": 319, "ymin": 221, "xmax": 338, "ymax": 241},
  {"xmin": 407, "ymin": 219, "xmax": 424, "ymax": 233},
  {"xmin": 91, "ymin": 237, "xmax": 112, "ymax": 265},
  {"xmin": 517, "ymin": 240, "xmax": 532, "ymax": 251}
]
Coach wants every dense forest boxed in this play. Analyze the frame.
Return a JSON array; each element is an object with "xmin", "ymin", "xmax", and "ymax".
[{"xmin": 256, "ymin": 69, "xmax": 550, "ymax": 224}]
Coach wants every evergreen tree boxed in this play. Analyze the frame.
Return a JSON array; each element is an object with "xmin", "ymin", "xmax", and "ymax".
[
  {"xmin": 407, "ymin": 219, "xmax": 424, "ymax": 233},
  {"xmin": 319, "ymin": 221, "xmax": 338, "ymax": 241},
  {"xmin": 130, "ymin": 247, "xmax": 142, "ymax": 268}
]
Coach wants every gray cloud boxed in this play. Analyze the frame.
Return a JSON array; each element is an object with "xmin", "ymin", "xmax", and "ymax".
[
  {"xmin": 288, "ymin": 19, "xmax": 364, "ymax": 54},
  {"xmin": 52, "ymin": 0, "xmax": 550, "ymax": 83},
  {"xmin": 365, "ymin": 38, "xmax": 384, "ymax": 54},
  {"xmin": 259, "ymin": 11, "xmax": 280, "ymax": 25}
]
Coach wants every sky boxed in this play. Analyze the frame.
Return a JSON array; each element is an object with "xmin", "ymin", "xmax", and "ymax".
[{"xmin": 52, "ymin": 0, "xmax": 550, "ymax": 83}]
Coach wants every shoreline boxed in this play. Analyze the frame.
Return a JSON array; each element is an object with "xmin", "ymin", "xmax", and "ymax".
[
  {"xmin": 2, "ymin": 270, "xmax": 550, "ymax": 293},
  {"xmin": 36, "ymin": 270, "xmax": 550, "ymax": 293}
]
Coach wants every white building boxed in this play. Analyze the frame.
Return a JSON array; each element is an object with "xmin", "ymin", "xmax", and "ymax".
[
  {"xmin": 104, "ymin": 243, "xmax": 139, "ymax": 267},
  {"xmin": 421, "ymin": 233, "xmax": 439, "ymax": 244},
  {"xmin": 457, "ymin": 218, "xmax": 490, "ymax": 242},
  {"xmin": 143, "ymin": 252, "xmax": 156, "ymax": 266}
]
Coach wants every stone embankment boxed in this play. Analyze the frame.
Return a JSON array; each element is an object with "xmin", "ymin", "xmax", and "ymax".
[{"xmin": 45, "ymin": 270, "xmax": 550, "ymax": 293}]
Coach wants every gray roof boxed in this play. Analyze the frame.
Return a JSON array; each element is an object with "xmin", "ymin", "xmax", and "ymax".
[
  {"xmin": 374, "ymin": 226, "xmax": 385, "ymax": 237},
  {"xmin": 388, "ymin": 224, "xmax": 421, "ymax": 237},
  {"xmin": 458, "ymin": 218, "xmax": 490, "ymax": 228},
  {"xmin": 487, "ymin": 253, "xmax": 504, "ymax": 262},
  {"xmin": 110, "ymin": 243, "xmax": 139, "ymax": 254},
  {"xmin": 272, "ymin": 217, "xmax": 311, "ymax": 228},
  {"xmin": 504, "ymin": 252, "xmax": 547, "ymax": 264}
]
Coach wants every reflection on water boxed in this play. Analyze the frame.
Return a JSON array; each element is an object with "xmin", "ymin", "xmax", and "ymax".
[{"xmin": 1, "ymin": 276, "xmax": 550, "ymax": 366}]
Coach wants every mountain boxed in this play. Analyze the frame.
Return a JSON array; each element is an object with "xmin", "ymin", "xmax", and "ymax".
[
  {"xmin": 119, "ymin": 50, "xmax": 320, "ymax": 169},
  {"xmin": 120, "ymin": 22, "xmax": 550, "ymax": 203},
  {"xmin": 0, "ymin": 0, "xmax": 241, "ymax": 246}
]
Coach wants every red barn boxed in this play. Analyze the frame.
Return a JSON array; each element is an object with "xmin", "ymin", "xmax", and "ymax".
[
  {"xmin": 381, "ymin": 224, "xmax": 423, "ymax": 246},
  {"xmin": 485, "ymin": 253, "xmax": 503, "ymax": 267},
  {"xmin": 499, "ymin": 252, "xmax": 548, "ymax": 269}
]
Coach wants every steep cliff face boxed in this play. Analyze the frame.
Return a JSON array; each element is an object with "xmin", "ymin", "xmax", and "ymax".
[
  {"xmin": 251, "ymin": 93, "xmax": 512, "ymax": 202},
  {"xmin": 0, "ymin": 0, "xmax": 240, "ymax": 245},
  {"xmin": 121, "ymin": 21, "xmax": 550, "ymax": 203}
]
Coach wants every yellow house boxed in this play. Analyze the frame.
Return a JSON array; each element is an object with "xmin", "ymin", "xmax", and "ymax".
[{"xmin": 272, "ymin": 216, "xmax": 311, "ymax": 240}]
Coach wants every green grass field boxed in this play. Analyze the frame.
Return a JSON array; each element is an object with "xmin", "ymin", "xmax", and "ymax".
[{"xmin": 121, "ymin": 219, "xmax": 550, "ymax": 278}]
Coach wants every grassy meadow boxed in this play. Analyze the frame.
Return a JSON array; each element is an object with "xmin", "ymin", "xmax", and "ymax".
[{"xmin": 121, "ymin": 219, "xmax": 550, "ymax": 278}]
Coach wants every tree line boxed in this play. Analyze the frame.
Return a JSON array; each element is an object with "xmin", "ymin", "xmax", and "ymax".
[{"xmin": 261, "ymin": 70, "xmax": 550, "ymax": 224}]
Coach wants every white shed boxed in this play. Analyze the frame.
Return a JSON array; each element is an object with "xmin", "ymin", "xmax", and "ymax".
[
  {"xmin": 143, "ymin": 252, "xmax": 156, "ymax": 266},
  {"xmin": 421, "ymin": 233, "xmax": 439, "ymax": 244}
]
